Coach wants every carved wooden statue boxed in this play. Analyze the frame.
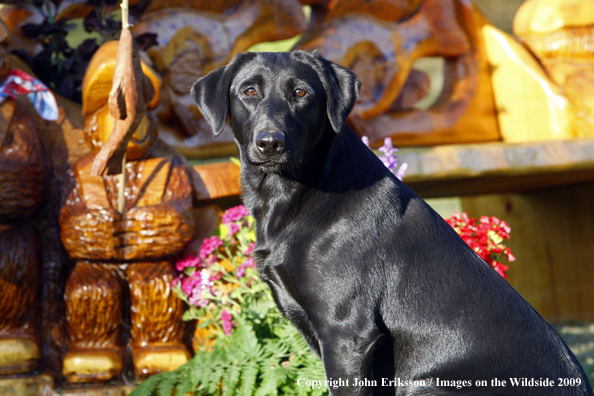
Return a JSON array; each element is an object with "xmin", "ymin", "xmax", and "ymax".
[
  {"xmin": 514, "ymin": 0, "xmax": 594, "ymax": 138},
  {"xmin": 298, "ymin": 0, "xmax": 500, "ymax": 147},
  {"xmin": 132, "ymin": 0, "xmax": 306, "ymax": 157},
  {"xmin": 0, "ymin": 20, "xmax": 46, "ymax": 376},
  {"xmin": 59, "ymin": 37, "xmax": 194, "ymax": 382}
]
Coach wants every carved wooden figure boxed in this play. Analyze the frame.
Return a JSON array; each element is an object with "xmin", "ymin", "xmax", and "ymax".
[
  {"xmin": 0, "ymin": 21, "xmax": 44, "ymax": 376},
  {"xmin": 514, "ymin": 0, "xmax": 594, "ymax": 138},
  {"xmin": 299, "ymin": 0, "xmax": 501, "ymax": 147},
  {"xmin": 60, "ymin": 40, "xmax": 194, "ymax": 383},
  {"xmin": 132, "ymin": 0, "xmax": 306, "ymax": 157}
]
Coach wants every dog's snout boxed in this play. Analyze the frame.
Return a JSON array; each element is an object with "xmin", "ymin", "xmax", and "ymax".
[{"xmin": 256, "ymin": 132, "xmax": 285, "ymax": 157}]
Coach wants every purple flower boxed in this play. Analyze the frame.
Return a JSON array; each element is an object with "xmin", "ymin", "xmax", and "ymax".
[
  {"xmin": 395, "ymin": 163, "xmax": 408, "ymax": 181},
  {"xmin": 378, "ymin": 138, "xmax": 398, "ymax": 171},
  {"xmin": 222, "ymin": 205, "xmax": 249, "ymax": 224},
  {"xmin": 362, "ymin": 136, "xmax": 407, "ymax": 180},
  {"xmin": 221, "ymin": 309, "xmax": 234, "ymax": 336}
]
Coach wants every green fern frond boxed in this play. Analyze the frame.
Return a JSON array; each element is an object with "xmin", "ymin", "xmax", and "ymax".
[
  {"xmin": 221, "ymin": 363, "xmax": 242, "ymax": 396},
  {"xmin": 240, "ymin": 360, "xmax": 260, "ymax": 396}
]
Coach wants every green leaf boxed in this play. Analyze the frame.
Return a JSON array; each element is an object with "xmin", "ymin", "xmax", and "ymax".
[
  {"xmin": 230, "ymin": 157, "xmax": 241, "ymax": 167},
  {"xmin": 240, "ymin": 360, "xmax": 260, "ymax": 396},
  {"xmin": 219, "ymin": 223, "xmax": 230, "ymax": 239},
  {"xmin": 222, "ymin": 362, "xmax": 242, "ymax": 396}
]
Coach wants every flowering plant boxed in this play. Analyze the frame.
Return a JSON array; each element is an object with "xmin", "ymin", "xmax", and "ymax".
[
  {"xmin": 172, "ymin": 205, "xmax": 259, "ymax": 341},
  {"xmin": 445, "ymin": 212, "xmax": 516, "ymax": 279},
  {"xmin": 362, "ymin": 136, "xmax": 408, "ymax": 181},
  {"xmin": 134, "ymin": 205, "xmax": 327, "ymax": 396}
]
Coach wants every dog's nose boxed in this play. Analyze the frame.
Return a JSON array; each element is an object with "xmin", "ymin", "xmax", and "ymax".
[{"xmin": 256, "ymin": 132, "xmax": 285, "ymax": 157}]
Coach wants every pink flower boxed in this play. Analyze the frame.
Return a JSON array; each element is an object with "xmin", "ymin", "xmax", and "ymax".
[
  {"xmin": 237, "ymin": 257, "xmax": 256, "ymax": 279},
  {"xmin": 228, "ymin": 222, "xmax": 241, "ymax": 236},
  {"xmin": 222, "ymin": 205, "xmax": 249, "ymax": 224},
  {"xmin": 175, "ymin": 255, "xmax": 202, "ymax": 272},
  {"xmin": 221, "ymin": 309, "xmax": 235, "ymax": 336},
  {"xmin": 171, "ymin": 274, "xmax": 183, "ymax": 287},
  {"xmin": 184, "ymin": 268, "xmax": 215, "ymax": 307},
  {"xmin": 200, "ymin": 236, "xmax": 223, "ymax": 260},
  {"xmin": 244, "ymin": 242, "xmax": 256, "ymax": 256}
]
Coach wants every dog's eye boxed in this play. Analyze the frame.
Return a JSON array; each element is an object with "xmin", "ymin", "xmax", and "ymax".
[
  {"xmin": 294, "ymin": 89, "xmax": 306, "ymax": 98},
  {"xmin": 244, "ymin": 88, "xmax": 257, "ymax": 97}
]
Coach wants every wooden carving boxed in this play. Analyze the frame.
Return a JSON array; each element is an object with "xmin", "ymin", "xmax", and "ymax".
[
  {"xmin": 132, "ymin": 0, "xmax": 306, "ymax": 157},
  {"xmin": 299, "ymin": 0, "xmax": 500, "ymax": 147},
  {"xmin": 90, "ymin": 28, "xmax": 155, "ymax": 176},
  {"xmin": 60, "ymin": 38, "xmax": 202, "ymax": 382},
  {"xmin": 482, "ymin": 25, "xmax": 574, "ymax": 142},
  {"xmin": 514, "ymin": 0, "xmax": 594, "ymax": 138},
  {"xmin": 0, "ymin": 25, "xmax": 45, "ymax": 376}
]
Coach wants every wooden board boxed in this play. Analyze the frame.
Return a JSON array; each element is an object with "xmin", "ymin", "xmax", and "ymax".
[
  {"xmin": 461, "ymin": 182, "xmax": 594, "ymax": 321},
  {"xmin": 191, "ymin": 138, "xmax": 594, "ymax": 201},
  {"xmin": 191, "ymin": 161, "xmax": 241, "ymax": 203}
]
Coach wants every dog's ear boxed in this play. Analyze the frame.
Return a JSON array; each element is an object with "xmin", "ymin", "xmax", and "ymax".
[
  {"xmin": 191, "ymin": 66, "xmax": 229, "ymax": 137},
  {"xmin": 313, "ymin": 52, "xmax": 361, "ymax": 134},
  {"xmin": 191, "ymin": 54, "xmax": 254, "ymax": 137}
]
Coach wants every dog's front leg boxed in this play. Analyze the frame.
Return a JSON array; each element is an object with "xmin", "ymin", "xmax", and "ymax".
[{"xmin": 318, "ymin": 327, "xmax": 391, "ymax": 396}]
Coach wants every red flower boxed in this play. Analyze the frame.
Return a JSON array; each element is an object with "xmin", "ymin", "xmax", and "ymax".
[
  {"xmin": 445, "ymin": 212, "xmax": 514, "ymax": 280},
  {"xmin": 492, "ymin": 261, "xmax": 509, "ymax": 280}
]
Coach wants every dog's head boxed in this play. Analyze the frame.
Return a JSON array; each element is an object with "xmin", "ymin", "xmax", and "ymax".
[{"xmin": 191, "ymin": 51, "xmax": 360, "ymax": 172}]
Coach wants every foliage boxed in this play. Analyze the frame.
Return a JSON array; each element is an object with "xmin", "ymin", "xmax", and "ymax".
[
  {"xmin": 445, "ymin": 211, "xmax": 516, "ymax": 279},
  {"xmin": 3, "ymin": 0, "xmax": 156, "ymax": 102},
  {"xmin": 130, "ymin": 205, "xmax": 328, "ymax": 396}
]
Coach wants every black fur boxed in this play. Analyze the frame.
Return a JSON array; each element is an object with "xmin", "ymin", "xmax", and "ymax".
[{"xmin": 192, "ymin": 51, "xmax": 592, "ymax": 396}]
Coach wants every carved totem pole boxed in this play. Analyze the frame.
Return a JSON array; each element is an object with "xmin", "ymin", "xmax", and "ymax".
[
  {"xmin": 59, "ymin": 28, "xmax": 194, "ymax": 382},
  {"xmin": 0, "ymin": 21, "xmax": 44, "ymax": 376}
]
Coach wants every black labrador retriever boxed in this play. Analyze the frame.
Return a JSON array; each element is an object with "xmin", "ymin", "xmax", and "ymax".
[{"xmin": 192, "ymin": 51, "xmax": 592, "ymax": 396}]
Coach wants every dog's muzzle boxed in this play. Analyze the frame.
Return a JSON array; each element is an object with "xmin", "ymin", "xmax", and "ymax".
[{"xmin": 256, "ymin": 131, "xmax": 285, "ymax": 158}]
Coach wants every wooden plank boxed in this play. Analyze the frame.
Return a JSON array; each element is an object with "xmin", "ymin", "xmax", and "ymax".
[
  {"xmin": 461, "ymin": 182, "xmax": 594, "ymax": 321},
  {"xmin": 188, "ymin": 139, "xmax": 594, "ymax": 200},
  {"xmin": 399, "ymin": 138, "xmax": 594, "ymax": 197},
  {"xmin": 191, "ymin": 161, "xmax": 241, "ymax": 203}
]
